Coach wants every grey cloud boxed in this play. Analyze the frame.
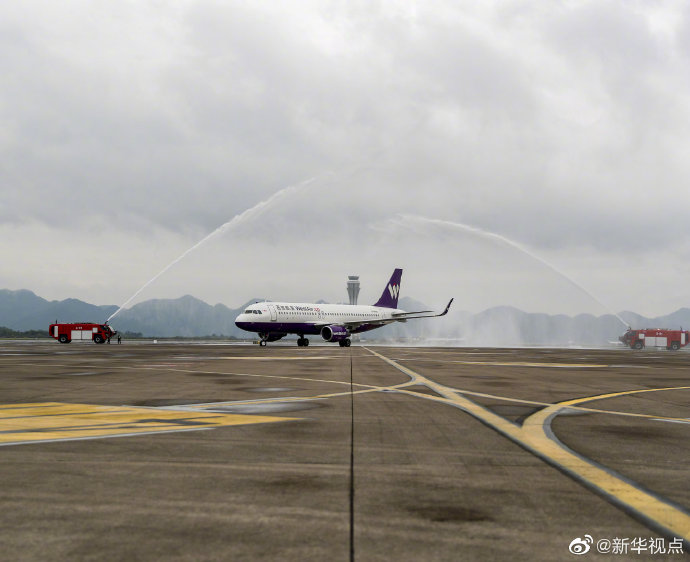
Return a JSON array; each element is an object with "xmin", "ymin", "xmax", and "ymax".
[{"xmin": 2, "ymin": 1, "xmax": 690, "ymax": 314}]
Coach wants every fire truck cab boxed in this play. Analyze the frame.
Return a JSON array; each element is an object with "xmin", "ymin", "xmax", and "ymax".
[
  {"xmin": 619, "ymin": 328, "xmax": 689, "ymax": 351},
  {"xmin": 49, "ymin": 322, "xmax": 116, "ymax": 344}
]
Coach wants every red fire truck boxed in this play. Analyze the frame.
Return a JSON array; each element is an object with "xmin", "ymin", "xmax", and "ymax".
[
  {"xmin": 49, "ymin": 322, "xmax": 117, "ymax": 344},
  {"xmin": 619, "ymin": 328, "xmax": 689, "ymax": 351}
]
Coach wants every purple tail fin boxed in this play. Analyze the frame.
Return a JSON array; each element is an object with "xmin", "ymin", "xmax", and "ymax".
[{"xmin": 373, "ymin": 268, "xmax": 403, "ymax": 309}]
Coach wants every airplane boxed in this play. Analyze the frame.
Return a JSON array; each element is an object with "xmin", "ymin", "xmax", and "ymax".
[{"xmin": 234, "ymin": 268, "xmax": 453, "ymax": 347}]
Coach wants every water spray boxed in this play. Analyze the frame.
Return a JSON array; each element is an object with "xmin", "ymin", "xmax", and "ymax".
[
  {"xmin": 395, "ymin": 215, "xmax": 628, "ymax": 328},
  {"xmin": 107, "ymin": 175, "xmax": 324, "ymax": 322}
]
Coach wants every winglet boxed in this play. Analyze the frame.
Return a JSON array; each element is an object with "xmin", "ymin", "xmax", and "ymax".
[{"xmin": 440, "ymin": 298, "xmax": 454, "ymax": 316}]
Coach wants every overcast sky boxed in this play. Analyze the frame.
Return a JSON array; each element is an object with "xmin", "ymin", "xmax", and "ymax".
[{"xmin": 2, "ymin": 1, "xmax": 690, "ymax": 318}]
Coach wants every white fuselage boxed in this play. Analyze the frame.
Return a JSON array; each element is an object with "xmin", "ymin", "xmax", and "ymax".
[
  {"xmin": 234, "ymin": 302, "xmax": 403, "ymax": 338},
  {"xmin": 233, "ymin": 268, "xmax": 451, "ymax": 346}
]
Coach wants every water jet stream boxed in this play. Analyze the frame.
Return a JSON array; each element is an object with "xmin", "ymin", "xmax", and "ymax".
[
  {"xmin": 396, "ymin": 215, "xmax": 628, "ymax": 328},
  {"xmin": 107, "ymin": 176, "xmax": 323, "ymax": 322}
]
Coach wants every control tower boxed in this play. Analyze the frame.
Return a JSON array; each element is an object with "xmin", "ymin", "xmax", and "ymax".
[{"xmin": 347, "ymin": 275, "xmax": 360, "ymax": 305}]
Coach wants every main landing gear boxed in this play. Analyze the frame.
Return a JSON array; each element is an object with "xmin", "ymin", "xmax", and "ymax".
[
  {"xmin": 297, "ymin": 337, "xmax": 310, "ymax": 347},
  {"xmin": 338, "ymin": 339, "xmax": 351, "ymax": 347}
]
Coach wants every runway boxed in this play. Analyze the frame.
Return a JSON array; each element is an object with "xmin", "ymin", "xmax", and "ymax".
[{"xmin": 0, "ymin": 341, "xmax": 688, "ymax": 560}]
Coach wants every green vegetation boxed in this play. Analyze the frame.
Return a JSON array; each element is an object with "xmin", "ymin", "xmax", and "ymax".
[
  {"xmin": 0, "ymin": 327, "xmax": 51, "ymax": 338},
  {"xmin": 119, "ymin": 331, "xmax": 144, "ymax": 339},
  {"xmin": 145, "ymin": 334, "xmax": 240, "ymax": 341}
]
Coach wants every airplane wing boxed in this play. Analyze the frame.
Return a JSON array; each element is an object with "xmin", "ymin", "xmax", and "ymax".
[
  {"xmin": 316, "ymin": 299, "xmax": 454, "ymax": 330},
  {"xmin": 390, "ymin": 298, "xmax": 454, "ymax": 321}
]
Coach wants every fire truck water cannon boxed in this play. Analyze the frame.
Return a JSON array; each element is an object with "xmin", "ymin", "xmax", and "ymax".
[
  {"xmin": 619, "ymin": 328, "xmax": 689, "ymax": 351},
  {"xmin": 49, "ymin": 322, "xmax": 117, "ymax": 344}
]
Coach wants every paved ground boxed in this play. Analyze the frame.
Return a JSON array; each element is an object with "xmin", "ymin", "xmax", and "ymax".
[{"xmin": 0, "ymin": 341, "xmax": 688, "ymax": 561}]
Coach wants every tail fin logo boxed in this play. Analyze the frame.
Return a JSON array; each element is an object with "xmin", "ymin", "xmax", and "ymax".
[{"xmin": 388, "ymin": 283, "xmax": 399, "ymax": 299}]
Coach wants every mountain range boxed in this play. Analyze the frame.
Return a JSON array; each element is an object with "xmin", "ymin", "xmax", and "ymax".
[{"xmin": 1, "ymin": 288, "xmax": 689, "ymax": 346}]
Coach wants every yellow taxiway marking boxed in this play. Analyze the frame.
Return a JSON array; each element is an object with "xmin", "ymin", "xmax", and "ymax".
[
  {"xmin": 522, "ymin": 390, "xmax": 690, "ymax": 542},
  {"xmin": 0, "ymin": 403, "xmax": 295, "ymax": 446},
  {"xmin": 365, "ymin": 347, "xmax": 690, "ymax": 544},
  {"xmin": 147, "ymin": 364, "xmax": 690, "ymax": 424}
]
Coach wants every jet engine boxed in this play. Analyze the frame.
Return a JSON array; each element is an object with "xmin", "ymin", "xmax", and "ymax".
[{"xmin": 321, "ymin": 325, "xmax": 350, "ymax": 342}]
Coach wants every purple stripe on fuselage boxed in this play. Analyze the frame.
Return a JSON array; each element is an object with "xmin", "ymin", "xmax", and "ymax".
[
  {"xmin": 234, "ymin": 321, "xmax": 382, "ymax": 337},
  {"xmin": 235, "ymin": 322, "xmax": 320, "ymax": 336}
]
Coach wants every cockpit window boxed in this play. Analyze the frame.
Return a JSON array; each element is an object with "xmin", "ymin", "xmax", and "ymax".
[{"xmin": 245, "ymin": 309, "xmax": 253, "ymax": 314}]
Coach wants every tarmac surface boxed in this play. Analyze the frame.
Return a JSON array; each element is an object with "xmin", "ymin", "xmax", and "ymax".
[{"xmin": 0, "ymin": 340, "xmax": 688, "ymax": 561}]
